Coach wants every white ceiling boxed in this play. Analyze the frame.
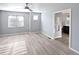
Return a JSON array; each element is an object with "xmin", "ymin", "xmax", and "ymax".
[
  {"xmin": 0, "ymin": 3, "xmax": 42, "ymax": 12},
  {"xmin": 0, "ymin": 3, "xmax": 74, "ymax": 12},
  {"xmin": 0, "ymin": 3, "xmax": 62, "ymax": 12}
]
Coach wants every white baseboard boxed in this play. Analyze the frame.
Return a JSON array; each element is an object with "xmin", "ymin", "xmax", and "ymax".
[
  {"xmin": 70, "ymin": 47, "xmax": 79, "ymax": 54},
  {"xmin": 41, "ymin": 32, "xmax": 54, "ymax": 39},
  {"xmin": 0, "ymin": 32, "xmax": 41, "ymax": 37},
  {"xmin": 54, "ymin": 36, "xmax": 62, "ymax": 39},
  {"xmin": 0, "ymin": 32, "xmax": 28, "ymax": 37}
]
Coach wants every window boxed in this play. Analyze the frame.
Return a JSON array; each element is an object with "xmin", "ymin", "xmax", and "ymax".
[
  {"xmin": 8, "ymin": 15, "xmax": 24, "ymax": 28},
  {"xmin": 33, "ymin": 15, "xmax": 38, "ymax": 20},
  {"xmin": 8, "ymin": 16, "xmax": 16, "ymax": 28},
  {"xmin": 17, "ymin": 16, "xmax": 24, "ymax": 27}
]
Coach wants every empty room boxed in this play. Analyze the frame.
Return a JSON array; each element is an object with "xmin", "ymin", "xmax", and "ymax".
[{"xmin": 0, "ymin": 3, "xmax": 79, "ymax": 55}]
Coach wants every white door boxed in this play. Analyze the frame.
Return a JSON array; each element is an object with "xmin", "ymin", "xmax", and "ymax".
[{"xmin": 54, "ymin": 13, "xmax": 62, "ymax": 38}]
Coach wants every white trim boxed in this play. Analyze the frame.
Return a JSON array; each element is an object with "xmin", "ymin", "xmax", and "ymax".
[
  {"xmin": 0, "ymin": 32, "xmax": 41, "ymax": 37},
  {"xmin": 41, "ymin": 32, "xmax": 54, "ymax": 39},
  {"xmin": 54, "ymin": 36, "xmax": 62, "ymax": 39},
  {"xmin": 53, "ymin": 8, "xmax": 72, "ymax": 48},
  {"xmin": 0, "ymin": 32, "xmax": 28, "ymax": 37},
  {"xmin": 70, "ymin": 47, "xmax": 79, "ymax": 54},
  {"xmin": 0, "ymin": 32, "xmax": 42, "ymax": 37},
  {"xmin": 69, "ymin": 8, "xmax": 72, "ymax": 48}
]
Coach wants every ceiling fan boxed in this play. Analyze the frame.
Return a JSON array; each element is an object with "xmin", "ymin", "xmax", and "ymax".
[{"xmin": 24, "ymin": 3, "xmax": 32, "ymax": 11}]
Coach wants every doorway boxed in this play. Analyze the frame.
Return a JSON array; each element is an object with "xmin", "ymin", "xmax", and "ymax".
[{"xmin": 54, "ymin": 8, "xmax": 71, "ymax": 47}]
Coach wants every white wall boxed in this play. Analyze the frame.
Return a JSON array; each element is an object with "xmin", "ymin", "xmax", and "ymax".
[
  {"xmin": 40, "ymin": 3, "xmax": 79, "ymax": 52},
  {"xmin": 41, "ymin": 11, "xmax": 54, "ymax": 38},
  {"xmin": 0, "ymin": 3, "xmax": 79, "ymax": 53}
]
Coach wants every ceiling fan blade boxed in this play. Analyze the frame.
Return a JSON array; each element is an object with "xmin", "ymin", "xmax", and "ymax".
[
  {"xmin": 24, "ymin": 3, "xmax": 32, "ymax": 11},
  {"xmin": 25, "ymin": 6, "xmax": 29, "ymax": 9},
  {"xmin": 29, "ymin": 8, "xmax": 32, "ymax": 11}
]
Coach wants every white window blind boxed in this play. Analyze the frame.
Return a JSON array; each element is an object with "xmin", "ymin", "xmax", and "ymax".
[
  {"xmin": 17, "ymin": 16, "xmax": 24, "ymax": 27},
  {"xmin": 8, "ymin": 16, "xmax": 16, "ymax": 28},
  {"xmin": 8, "ymin": 15, "xmax": 24, "ymax": 28}
]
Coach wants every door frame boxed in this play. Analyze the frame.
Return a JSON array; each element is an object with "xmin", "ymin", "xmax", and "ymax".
[{"xmin": 53, "ymin": 8, "xmax": 72, "ymax": 48}]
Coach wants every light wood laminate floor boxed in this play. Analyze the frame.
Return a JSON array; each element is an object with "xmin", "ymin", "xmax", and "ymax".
[
  {"xmin": 56, "ymin": 33, "xmax": 69, "ymax": 47},
  {"xmin": 0, "ymin": 33, "xmax": 78, "ymax": 55}
]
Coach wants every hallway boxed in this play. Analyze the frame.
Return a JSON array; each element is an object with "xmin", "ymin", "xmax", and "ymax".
[{"xmin": 56, "ymin": 33, "xmax": 69, "ymax": 47}]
